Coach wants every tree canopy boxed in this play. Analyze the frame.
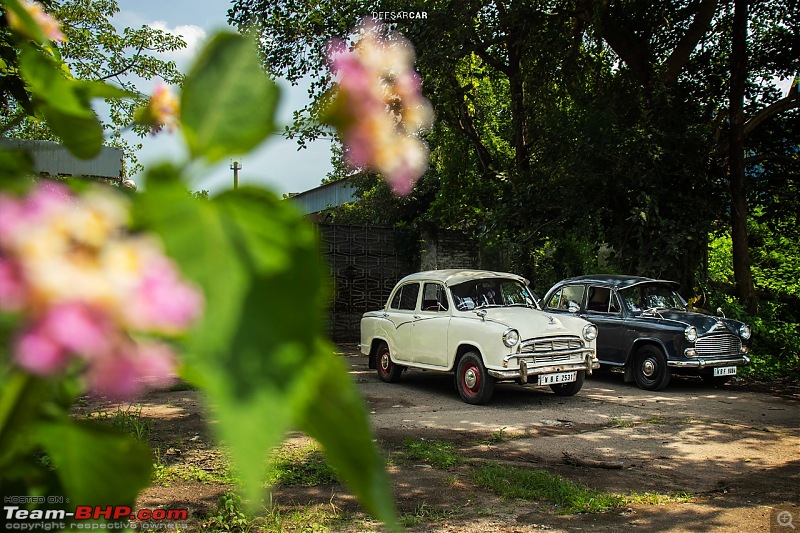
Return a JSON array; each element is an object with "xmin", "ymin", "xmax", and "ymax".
[{"xmin": 1, "ymin": 0, "xmax": 186, "ymax": 175}]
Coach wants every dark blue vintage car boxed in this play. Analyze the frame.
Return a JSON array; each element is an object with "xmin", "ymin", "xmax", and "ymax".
[{"xmin": 542, "ymin": 275, "xmax": 752, "ymax": 390}]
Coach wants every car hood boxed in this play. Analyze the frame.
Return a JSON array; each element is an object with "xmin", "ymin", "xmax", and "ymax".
[
  {"xmin": 640, "ymin": 310, "xmax": 744, "ymax": 335},
  {"xmin": 477, "ymin": 307, "xmax": 589, "ymax": 338}
]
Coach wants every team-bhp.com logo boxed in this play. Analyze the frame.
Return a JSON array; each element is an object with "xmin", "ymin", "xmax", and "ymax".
[{"xmin": 5, "ymin": 505, "xmax": 188, "ymax": 529}]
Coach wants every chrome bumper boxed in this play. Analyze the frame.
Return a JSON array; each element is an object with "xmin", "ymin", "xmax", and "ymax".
[
  {"xmin": 667, "ymin": 355, "xmax": 751, "ymax": 369},
  {"xmin": 489, "ymin": 354, "xmax": 600, "ymax": 383}
]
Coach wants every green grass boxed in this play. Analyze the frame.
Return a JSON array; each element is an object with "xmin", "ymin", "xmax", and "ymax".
[
  {"xmin": 88, "ymin": 405, "xmax": 151, "ymax": 441},
  {"xmin": 472, "ymin": 462, "xmax": 692, "ymax": 514},
  {"xmin": 267, "ymin": 445, "xmax": 337, "ymax": 487},
  {"xmin": 472, "ymin": 462, "xmax": 623, "ymax": 513},
  {"xmin": 261, "ymin": 503, "xmax": 346, "ymax": 532},
  {"xmin": 403, "ymin": 438, "xmax": 462, "ymax": 469},
  {"xmin": 201, "ymin": 493, "xmax": 252, "ymax": 532},
  {"xmin": 400, "ymin": 502, "xmax": 456, "ymax": 528},
  {"xmin": 608, "ymin": 417, "xmax": 636, "ymax": 428},
  {"xmin": 152, "ymin": 464, "xmax": 236, "ymax": 486}
]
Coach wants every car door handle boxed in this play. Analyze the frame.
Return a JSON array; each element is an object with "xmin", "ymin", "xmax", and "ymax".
[{"xmin": 413, "ymin": 315, "xmax": 421, "ymax": 319}]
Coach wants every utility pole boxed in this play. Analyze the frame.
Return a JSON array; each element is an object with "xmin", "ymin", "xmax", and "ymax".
[{"xmin": 231, "ymin": 160, "xmax": 242, "ymax": 190}]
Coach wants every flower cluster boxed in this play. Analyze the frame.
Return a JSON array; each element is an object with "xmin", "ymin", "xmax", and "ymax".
[
  {"xmin": 326, "ymin": 22, "xmax": 433, "ymax": 195},
  {"xmin": 0, "ymin": 181, "xmax": 203, "ymax": 399},
  {"xmin": 136, "ymin": 83, "xmax": 180, "ymax": 134},
  {"xmin": 5, "ymin": 0, "xmax": 65, "ymax": 43}
]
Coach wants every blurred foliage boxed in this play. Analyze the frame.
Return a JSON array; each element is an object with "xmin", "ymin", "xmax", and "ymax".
[{"xmin": 1, "ymin": 1, "xmax": 398, "ymax": 528}]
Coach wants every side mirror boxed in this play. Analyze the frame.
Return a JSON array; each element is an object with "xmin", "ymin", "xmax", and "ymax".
[{"xmin": 568, "ymin": 302, "xmax": 580, "ymax": 314}]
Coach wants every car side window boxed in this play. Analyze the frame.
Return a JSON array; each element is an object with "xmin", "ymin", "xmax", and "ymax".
[
  {"xmin": 609, "ymin": 292, "xmax": 621, "ymax": 313},
  {"xmin": 587, "ymin": 286, "xmax": 611, "ymax": 313},
  {"xmin": 421, "ymin": 283, "xmax": 449, "ymax": 312},
  {"xmin": 559, "ymin": 285, "xmax": 586, "ymax": 311},
  {"xmin": 545, "ymin": 288, "xmax": 563, "ymax": 309},
  {"xmin": 390, "ymin": 283, "xmax": 420, "ymax": 311}
]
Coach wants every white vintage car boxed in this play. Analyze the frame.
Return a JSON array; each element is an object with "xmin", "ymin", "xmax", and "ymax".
[{"xmin": 360, "ymin": 270, "xmax": 600, "ymax": 404}]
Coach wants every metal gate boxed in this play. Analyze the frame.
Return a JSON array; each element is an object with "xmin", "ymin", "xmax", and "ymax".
[{"xmin": 318, "ymin": 224, "xmax": 416, "ymax": 342}]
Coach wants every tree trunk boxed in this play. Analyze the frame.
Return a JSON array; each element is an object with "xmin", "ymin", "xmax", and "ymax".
[{"xmin": 728, "ymin": 0, "xmax": 757, "ymax": 314}]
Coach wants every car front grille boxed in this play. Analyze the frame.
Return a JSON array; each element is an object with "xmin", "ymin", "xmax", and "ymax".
[
  {"xmin": 519, "ymin": 336, "xmax": 585, "ymax": 363},
  {"xmin": 695, "ymin": 333, "xmax": 742, "ymax": 357}
]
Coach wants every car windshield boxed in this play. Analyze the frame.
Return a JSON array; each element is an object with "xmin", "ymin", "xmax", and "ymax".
[
  {"xmin": 620, "ymin": 283, "xmax": 687, "ymax": 313},
  {"xmin": 450, "ymin": 278, "xmax": 537, "ymax": 311}
]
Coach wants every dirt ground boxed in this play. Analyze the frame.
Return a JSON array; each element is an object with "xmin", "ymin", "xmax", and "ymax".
[{"xmin": 81, "ymin": 344, "xmax": 800, "ymax": 532}]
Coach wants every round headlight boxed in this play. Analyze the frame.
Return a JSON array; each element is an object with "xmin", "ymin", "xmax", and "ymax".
[
  {"xmin": 582, "ymin": 324, "xmax": 598, "ymax": 342},
  {"xmin": 684, "ymin": 326, "xmax": 698, "ymax": 343},
  {"xmin": 502, "ymin": 328, "xmax": 520, "ymax": 347},
  {"xmin": 739, "ymin": 324, "xmax": 751, "ymax": 340}
]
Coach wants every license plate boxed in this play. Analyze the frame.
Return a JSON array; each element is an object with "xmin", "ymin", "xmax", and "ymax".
[
  {"xmin": 714, "ymin": 366, "xmax": 737, "ymax": 376},
  {"xmin": 538, "ymin": 371, "xmax": 577, "ymax": 385}
]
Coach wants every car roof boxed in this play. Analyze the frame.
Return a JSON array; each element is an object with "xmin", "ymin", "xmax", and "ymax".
[
  {"xmin": 396, "ymin": 269, "xmax": 528, "ymax": 286},
  {"xmin": 558, "ymin": 274, "xmax": 680, "ymax": 290}
]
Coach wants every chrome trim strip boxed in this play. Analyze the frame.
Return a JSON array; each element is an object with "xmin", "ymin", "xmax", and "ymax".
[
  {"xmin": 667, "ymin": 355, "xmax": 751, "ymax": 369},
  {"xmin": 504, "ymin": 348, "xmax": 594, "ymax": 364},
  {"xmin": 489, "ymin": 360, "xmax": 599, "ymax": 380}
]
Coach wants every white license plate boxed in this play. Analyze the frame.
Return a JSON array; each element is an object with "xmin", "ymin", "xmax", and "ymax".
[
  {"xmin": 714, "ymin": 366, "xmax": 737, "ymax": 376},
  {"xmin": 538, "ymin": 371, "xmax": 577, "ymax": 385}
]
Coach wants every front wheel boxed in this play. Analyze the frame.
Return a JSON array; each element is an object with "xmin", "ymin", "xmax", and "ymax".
[
  {"xmin": 550, "ymin": 371, "xmax": 585, "ymax": 396},
  {"xmin": 376, "ymin": 342, "xmax": 403, "ymax": 383},
  {"xmin": 633, "ymin": 346, "xmax": 671, "ymax": 391},
  {"xmin": 456, "ymin": 352, "xmax": 495, "ymax": 405}
]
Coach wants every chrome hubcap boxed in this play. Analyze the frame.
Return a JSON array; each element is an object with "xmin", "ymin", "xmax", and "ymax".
[
  {"xmin": 642, "ymin": 359, "xmax": 656, "ymax": 377},
  {"xmin": 380, "ymin": 353, "xmax": 390, "ymax": 371},
  {"xmin": 464, "ymin": 368, "xmax": 478, "ymax": 389}
]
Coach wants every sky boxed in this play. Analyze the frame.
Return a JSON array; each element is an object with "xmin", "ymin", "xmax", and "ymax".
[{"xmin": 115, "ymin": 0, "xmax": 334, "ymax": 196}]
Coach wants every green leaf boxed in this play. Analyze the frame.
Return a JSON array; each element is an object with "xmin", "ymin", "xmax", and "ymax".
[
  {"xmin": 37, "ymin": 420, "xmax": 152, "ymax": 506},
  {"xmin": 181, "ymin": 32, "xmax": 279, "ymax": 162},
  {"xmin": 298, "ymin": 341, "xmax": 400, "ymax": 531},
  {"xmin": 43, "ymin": 106, "xmax": 104, "ymax": 159},
  {"xmin": 135, "ymin": 181, "xmax": 398, "ymax": 528}
]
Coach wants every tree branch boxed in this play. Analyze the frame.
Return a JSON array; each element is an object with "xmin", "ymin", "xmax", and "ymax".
[
  {"xmin": 99, "ymin": 43, "xmax": 146, "ymax": 81},
  {"xmin": 663, "ymin": 0, "xmax": 718, "ymax": 83},
  {"xmin": 743, "ymin": 91, "xmax": 800, "ymax": 137}
]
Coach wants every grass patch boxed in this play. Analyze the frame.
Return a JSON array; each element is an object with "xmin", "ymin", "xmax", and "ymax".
[
  {"xmin": 626, "ymin": 491, "xmax": 692, "ymax": 505},
  {"xmin": 472, "ymin": 462, "xmax": 623, "ymax": 513},
  {"xmin": 267, "ymin": 445, "xmax": 337, "ymax": 487},
  {"xmin": 608, "ymin": 417, "xmax": 636, "ymax": 428},
  {"xmin": 646, "ymin": 416, "xmax": 667, "ymax": 424},
  {"xmin": 472, "ymin": 462, "xmax": 692, "ymax": 514},
  {"xmin": 262, "ymin": 503, "xmax": 346, "ymax": 532},
  {"xmin": 153, "ymin": 464, "xmax": 235, "ymax": 486},
  {"xmin": 201, "ymin": 493, "xmax": 252, "ymax": 532},
  {"xmin": 400, "ymin": 502, "xmax": 456, "ymax": 528},
  {"xmin": 88, "ymin": 405, "xmax": 151, "ymax": 441},
  {"xmin": 403, "ymin": 438, "xmax": 462, "ymax": 469}
]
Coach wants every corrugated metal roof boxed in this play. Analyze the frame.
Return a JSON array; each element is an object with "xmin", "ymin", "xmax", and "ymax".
[{"xmin": 0, "ymin": 139, "xmax": 123, "ymax": 179}]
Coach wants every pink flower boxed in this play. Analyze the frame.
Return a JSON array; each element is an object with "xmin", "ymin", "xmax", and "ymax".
[
  {"xmin": 138, "ymin": 83, "xmax": 180, "ymax": 133},
  {"xmin": 14, "ymin": 327, "xmax": 68, "ymax": 375},
  {"xmin": 124, "ymin": 257, "xmax": 203, "ymax": 333},
  {"xmin": 40, "ymin": 302, "xmax": 112, "ymax": 358},
  {"xmin": 5, "ymin": 0, "xmax": 65, "ymax": 43},
  {"xmin": 325, "ymin": 21, "xmax": 433, "ymax": 196},
  {"xmin": 0, "ymin": 257, "xmax": 27, "ymax": 311},
  {"xmin": 85, "ymin": 342, "xmax": 176, "ymax": 400},
  {"xmin": 2, "ymin": 181, "xmax": 203, "ymax": 400}
]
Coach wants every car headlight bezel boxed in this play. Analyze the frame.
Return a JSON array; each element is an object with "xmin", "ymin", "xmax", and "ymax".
[
  {"xmin": 739, "ymin": 324, "xmax": 751, "ymax": 340},
  {"xmin": 582, "ymin": 324, "xmax": 598, "ymax": 342},
  {"xmin": 502, "ymin": 328, "xmax": 520, "ymax": 347},
  {"xmin": 684, "ymin": 325, "xmax": 698, "ymax": 343}
]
